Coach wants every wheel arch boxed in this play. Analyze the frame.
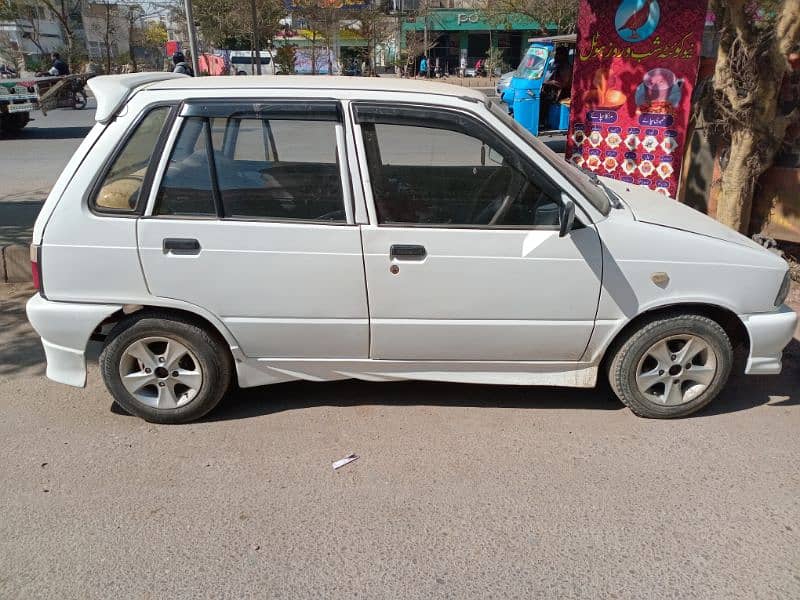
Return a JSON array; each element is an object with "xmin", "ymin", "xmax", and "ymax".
[
  {"xmin": 96, "ymin": 303, "xmax": 242, "ymax": 361},
  {"xmin": 599, "ymin": 303, "xmax": 750, "ymax": 376}
]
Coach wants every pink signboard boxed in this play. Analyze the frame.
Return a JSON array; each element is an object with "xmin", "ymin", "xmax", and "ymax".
[{"xmin": 565, "ymin": 0, "xmax": 707, "ymax": 198}]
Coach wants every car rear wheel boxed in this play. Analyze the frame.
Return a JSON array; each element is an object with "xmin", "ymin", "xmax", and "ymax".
[
  {"xmin": 100, "ymin": 313, "xmax": 232, "ymax": 424},
  {"xmin": 608, "ymin": 314, "xmax": 733, "ymax": 418}
]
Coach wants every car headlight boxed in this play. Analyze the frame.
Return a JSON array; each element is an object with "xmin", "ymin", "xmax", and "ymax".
[{"xmin": 775, "ymin": 270, "xmax": 791, "ymax": 307}]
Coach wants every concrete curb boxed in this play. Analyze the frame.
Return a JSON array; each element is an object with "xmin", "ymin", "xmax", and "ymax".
[{"xmin": 1, "ymin": 245, "xmax": 30, "ymax": 283}]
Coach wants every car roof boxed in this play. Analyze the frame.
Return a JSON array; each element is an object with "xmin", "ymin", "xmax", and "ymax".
[
  {"xmin": 89, "ymin": 73, "xmax": 488, "ymax": 123},
  {"xmin": 145, "ymin": 75, "xmax": 488, "ymax": 102}
]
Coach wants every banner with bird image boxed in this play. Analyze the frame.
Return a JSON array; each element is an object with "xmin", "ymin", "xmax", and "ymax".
[{"xmin": 565, "ymin": 0, "xmax": 707, "ymax": 199}]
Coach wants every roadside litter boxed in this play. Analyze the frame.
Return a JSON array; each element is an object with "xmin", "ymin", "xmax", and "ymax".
[{"xmin": 332, "ymin": 453, "xmax": 359, "ymax": 470}]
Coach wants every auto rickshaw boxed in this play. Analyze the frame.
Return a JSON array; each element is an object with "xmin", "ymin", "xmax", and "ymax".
[{"xmin": 501, "ymin": 34, "xmax": 576, "ymax": 136}]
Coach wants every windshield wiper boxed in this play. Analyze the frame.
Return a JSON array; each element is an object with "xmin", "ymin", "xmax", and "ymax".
[{"xmin": 588, "ymin": 172, "xmax": 624, "ymax": 209}]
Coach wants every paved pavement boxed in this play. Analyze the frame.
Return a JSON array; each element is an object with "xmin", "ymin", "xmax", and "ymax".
[{"xmin": 1, "ymin": 280, "xmax": 799, "ymax": 599}]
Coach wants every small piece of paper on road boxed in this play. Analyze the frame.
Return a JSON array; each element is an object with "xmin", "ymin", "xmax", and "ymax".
[{"xmin": 332, "ymin": 453, "xmax": 359, "ymax": 470}]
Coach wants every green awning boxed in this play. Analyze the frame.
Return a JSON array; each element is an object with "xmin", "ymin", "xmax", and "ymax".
[{"xmin": 402, "ymin": 9, "xmax": 540, "ymax": 32}]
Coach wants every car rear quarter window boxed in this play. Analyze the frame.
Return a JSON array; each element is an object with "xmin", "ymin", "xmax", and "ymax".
[{"xmin": 92, "ymin": 106, "xmax": 171, "ymax": 212}]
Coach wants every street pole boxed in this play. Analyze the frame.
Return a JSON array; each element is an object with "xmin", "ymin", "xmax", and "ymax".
[
  {"xmin": 183, "ymin": 0, "xmax": 200, "ymax": 75},
  {"xmin": 250, "ymin": 0, "xmax": 262, "ymax": 75}
]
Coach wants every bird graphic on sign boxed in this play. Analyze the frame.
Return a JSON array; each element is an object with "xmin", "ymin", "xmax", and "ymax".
[{"xmin": 617, "ymin": 0, "xmax": 657, "ymax": 40}]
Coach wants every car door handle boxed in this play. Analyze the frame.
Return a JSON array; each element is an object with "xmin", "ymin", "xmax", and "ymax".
[
  {"xmin": 390, "ymin": 244, "xmax": 427, "ymax": 260},
  {"xmin": 163, "ymin": 238, "xmax": 201, "ymax": 255}
]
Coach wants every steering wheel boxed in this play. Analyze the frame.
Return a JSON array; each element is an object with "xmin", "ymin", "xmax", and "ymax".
[
  {"xmin": 472, "ymin": 167, "xmax": 526, "ymax": 225},
  {"xmin": 489, "ymin": 178, "xmax": 529, "ymax": 225}
]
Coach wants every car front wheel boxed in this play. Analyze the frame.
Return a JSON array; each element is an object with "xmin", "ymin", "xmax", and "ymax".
[
  {"xmin": 100, "ymin": 313, "xmax": 232, "ymax": 424},
  {"xmin": 608, "ymin": 314, "xmax": 733, "ymax": 418}
]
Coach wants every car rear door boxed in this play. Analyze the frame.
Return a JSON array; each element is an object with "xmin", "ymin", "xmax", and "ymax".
[
  {"xmin": 137, "ymin": 99, "xmax": 369, "ymax": 359},
  {"xmin": 352, "ymin": 102, "xmax": 603, "ymax": 362}
]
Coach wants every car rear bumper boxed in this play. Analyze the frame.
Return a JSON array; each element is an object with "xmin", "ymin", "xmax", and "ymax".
[
  {"xmin": 26, "ymin": 294, "xmax": 121, "ymax": 387},
  {"xmin": 742, "ymin": 305, "xmax": 798, "ymax": 375}
]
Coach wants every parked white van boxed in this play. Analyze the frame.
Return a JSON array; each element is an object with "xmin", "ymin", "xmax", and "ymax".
[
  {"xmin": 229, "ymin": 50, "xmax": 277, "ymax": 75},
  {"xmin": 26, "ymin": 73, "xmax": 796, "ymax": 423}
]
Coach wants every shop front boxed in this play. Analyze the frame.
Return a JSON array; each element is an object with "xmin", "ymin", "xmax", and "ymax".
[{"xmin": 401, "ymin": 9, "xmax": 542, "ymax": 75}]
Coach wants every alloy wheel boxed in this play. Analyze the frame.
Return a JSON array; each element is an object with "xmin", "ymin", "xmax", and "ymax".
[
  {"xmin": 635, "ymin": 334, "xmax": 718, "ymax": 406},
  {"xmin": 118, "ymin": 336, "xmax": 203, "ymax": 409}
]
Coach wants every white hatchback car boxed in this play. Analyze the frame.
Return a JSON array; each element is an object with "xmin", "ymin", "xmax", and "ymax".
[{"xmin": 26, "ymin": 73, "xmax": 796, "ymax": 423}]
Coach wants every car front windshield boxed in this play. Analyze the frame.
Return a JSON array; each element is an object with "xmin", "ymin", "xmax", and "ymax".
[
  {"xmin": 488, "ymin": 101, "xmax": 610, "ymax": 216},
  {"xmin": 517, "ymin": 46, "xmax": 549, "ymax": 80}
]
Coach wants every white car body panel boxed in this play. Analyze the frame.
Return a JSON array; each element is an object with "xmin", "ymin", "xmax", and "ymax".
[
  {"xmin": 234, "ymin": 358, "xmax": 598, "ymax": 388},
  {"xmin": 24, "ymin": 76, "xmax": 797, "ymax": 393},
  {"xmin": 137, "ymin": 219, "xmax": 370, "ymax": 358},
  {"xmin": 37, "ymin": 101, "xmax": 154, "ymax": 303},
  {"xmin": 26, "ymin": 294, "xmax": 120, "ymax": 387},
  {"xmin": 360, "ymin": 225, "xmax": 602, "ymax": 360}
]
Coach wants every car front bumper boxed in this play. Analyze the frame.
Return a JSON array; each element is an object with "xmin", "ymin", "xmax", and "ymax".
[
  {"xmin": 26, "ymin": 294, "xmax": 121, "ymax": 387},
  {"xmin": 742, "ymin": 304, "xmax": 798, "ymax": 374}
]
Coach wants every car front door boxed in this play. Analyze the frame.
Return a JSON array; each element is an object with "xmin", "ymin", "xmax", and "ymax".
[
  {"xmin": 353, "ymin": 103, "xmax": 602, "ymax": 361},
  {"xmin": 138, "ymin": 100, "xmax": 369, "ymax": 359}
]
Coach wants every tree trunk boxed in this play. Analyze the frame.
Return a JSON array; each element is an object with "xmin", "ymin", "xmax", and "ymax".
[
  {"xmin": 711, "ymin": 0, "xmax": 800, "ymax": 234},
  {"xmin": 716, "ymin": 130, "xmax": 756, "ymax": 232},
  {"xmin": 129, "ymin": 25, "xmax": 138, "ymax": 72}
]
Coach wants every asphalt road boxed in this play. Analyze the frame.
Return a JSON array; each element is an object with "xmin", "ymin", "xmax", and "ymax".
[
  {"xmin": 1, "ymin": 280, "xmax": 799, "ymax": 599},
  {"xmin": 1, "ymin": 93, "xmax": 799, "ymax": 599},
  {"xmin": 0, "ymin": 101, "xmax": 96, "ymax": 246}
]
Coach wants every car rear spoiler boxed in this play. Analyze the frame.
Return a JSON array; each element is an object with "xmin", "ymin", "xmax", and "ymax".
[{"xmin": 87, "ymin": 72, "xmax": 188, "ymax": 123}]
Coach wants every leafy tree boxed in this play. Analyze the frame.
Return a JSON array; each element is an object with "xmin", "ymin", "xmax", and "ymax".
[
  {"xmin": 122, "ymin": 3, "xmax": 144, "ymax": 71},
  {"xmin": 481, "ymin": 0, "xmax": 579, "ymax": 35},
  {"xmin": 192, "ymin": 0, "xmax": 284, "ymax": 51},
  {"xmin": 292, "ymin": 0, "xmax": 342, "ymax": 75},
  {"xmin": 345, "ymin": 0, "xmax": 394, "ymax": 76},
  {"xmin": 274, "ymin": 42, "xmax": 296, "ymax": 74},
  {"xmin": 38, "ymin": 0, "xmax": 84, "ymax": 70}
]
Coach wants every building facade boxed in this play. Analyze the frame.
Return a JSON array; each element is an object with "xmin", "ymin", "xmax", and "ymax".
[
  {"xmin": 0, "ymin": 2, "xmax": 66, "ymax": 69},
  {"xmin": 401, "ymin": 6, "xmax": 542, "ymax": 74}
]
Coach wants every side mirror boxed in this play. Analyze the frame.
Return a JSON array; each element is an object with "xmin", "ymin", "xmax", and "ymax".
[{"xmin": 559, "ymin": 199, "xmax": 575, "ymax": 238}]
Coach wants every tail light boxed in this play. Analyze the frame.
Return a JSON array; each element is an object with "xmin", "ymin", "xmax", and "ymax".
[{"xmin": 30, "ymin": 243, "xmax": 43, "ymax": 295}]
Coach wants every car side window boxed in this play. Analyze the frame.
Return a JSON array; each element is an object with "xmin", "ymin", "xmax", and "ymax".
[
  {"xmin": 92, "ymin": 106, "xmax": 171, "ymax": 212},
  {"xmin": 155, "ymin": 103, "xmax": 345, "ymax": 222},
  {"xmin": 155, "ymin": 118, "xmax": 217, "ymax": 217},
  {"xmin": 356, "ymin": 105, "xmax": 561, "ymax": 229}
]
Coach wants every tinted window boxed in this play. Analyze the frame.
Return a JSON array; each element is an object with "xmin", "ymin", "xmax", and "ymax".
[
  {"xmin": 93, "ymin": 106, "xmax": 170, "ymax": 211},
  {"xmin": 156, "ymin": 111, "xmax": 344, "ymax": 222},
  {"xmin": 155, "ymin": 118, "xmax": 217, "ymax": 217},
  {"xmin": 358, "ymin": 108, "xmax": 561, "ymax": 228}
]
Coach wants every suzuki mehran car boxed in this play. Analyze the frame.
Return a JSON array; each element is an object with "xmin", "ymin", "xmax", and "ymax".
[{"xmin": 26, "ymin": 73, "xmax": 796, "ymax": 423}]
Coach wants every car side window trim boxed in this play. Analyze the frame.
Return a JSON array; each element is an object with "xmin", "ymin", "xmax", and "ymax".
[
  {"xmin": 143, "ymin": 110, "xmax": 185, "ymax": 217},
  {"xmin": 145, "ymin": 99, "xmax": 354, "ymax": 225},
  {"xmin": 202, "ymin": 119, "xmax": 224, "ymax": 218},
  {"xmin": 87, "ymin": 102, "xmax": 178, "ymax": 217}
]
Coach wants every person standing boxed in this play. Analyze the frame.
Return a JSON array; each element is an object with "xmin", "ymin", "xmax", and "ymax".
[
  {"xmin": 172, "ymin": 52, "xmax": 194, "ymax": 76},
  {"xmin": 419, "ymin": 56, "xmax": 428, "ymax": 79}
]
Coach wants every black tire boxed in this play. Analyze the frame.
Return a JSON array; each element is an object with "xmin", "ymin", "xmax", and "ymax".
[
  {"xmin": 0, "ymin": 112, "xmax": 29, "ymax": 133},
  {"xmin": 608, "ymin": 314, "xmax": 733, "ymax": 418},
  {"xmin": 100, "ymin": 312, "xmax": 233, "ymax": 424}
]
